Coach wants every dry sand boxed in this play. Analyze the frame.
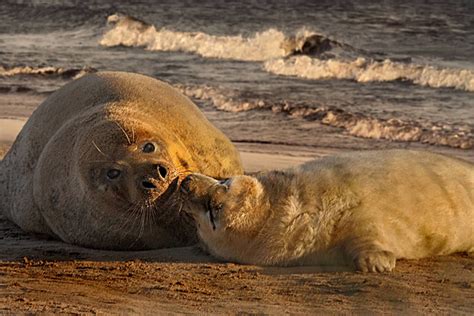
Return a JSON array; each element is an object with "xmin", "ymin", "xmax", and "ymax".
[{"xmin": 1, "ymin": 138, "xmax": 474, "ymax": 314}]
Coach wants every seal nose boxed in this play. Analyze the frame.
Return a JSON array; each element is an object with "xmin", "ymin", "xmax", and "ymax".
[
  {"xmin": 140, "ymin": 162, "xmax": 170, "ymax": 191},
  {"xmin": 155, "ymin": 164, "xmax": 168, "ymax": 181},
  {"xmin": 180, "ymin": 175, "xmax": 193, "ymax": 193},
  {"xmin": 141, "ymin": 180, "xmax": 157, "ymax": 190}
]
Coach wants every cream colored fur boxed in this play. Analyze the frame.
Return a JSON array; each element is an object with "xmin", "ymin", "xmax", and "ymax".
[
  {"xmin": 183, "ymin": 150, "xmax": 473, "ymax": 272},
  {"xmin": 0, "ymin": 71, "xmax": 243, "ymax": 250}
]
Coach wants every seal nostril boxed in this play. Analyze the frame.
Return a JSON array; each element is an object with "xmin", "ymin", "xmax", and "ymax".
[
  {"xmin": 157, "ymin": 165, "xmax": 168, "ymax": 179},
  {"xmin": 142, "ymin": 181, "xmax": 157, "ymax": 190}
]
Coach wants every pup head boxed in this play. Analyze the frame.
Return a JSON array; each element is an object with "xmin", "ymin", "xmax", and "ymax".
[{"xmin": 180, "ymin": 173, "xmax": 266, "ymax": 253}]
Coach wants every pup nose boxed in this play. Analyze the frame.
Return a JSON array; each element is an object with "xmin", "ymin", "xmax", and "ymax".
[{"xmin": 180, "ymin": 175, "xmax": 193, "ymax": 193}]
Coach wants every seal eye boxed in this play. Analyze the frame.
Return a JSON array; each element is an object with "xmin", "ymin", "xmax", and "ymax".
[
  {"xmin": 106, "ymin": 169, "xmax": 121, "ymax": 180},
  {"xmin": 143, "ymin": 143, "xmax": 155, "ymax": 153},
  {"xmin": 219, "ymin": 178, "xmax": 231, "ymax": 189}
]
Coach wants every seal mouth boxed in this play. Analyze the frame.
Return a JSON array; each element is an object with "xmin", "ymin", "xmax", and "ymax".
[
  {"xmin": 205, "ymin": 198, "xmax": 223, "ymax": 231},
  {"xmin": 207, "ymin": 208, "xmax": 217, "ymax": 231}
]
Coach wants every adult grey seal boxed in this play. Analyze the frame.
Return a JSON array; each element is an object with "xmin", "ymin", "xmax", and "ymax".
[
  {"xmin": 0, "ymin": 71, "xmax": 243, "ymax": 250},
  {"xmin": 182, "ymin": 150, "xmax": 473, "ymax": 272}
]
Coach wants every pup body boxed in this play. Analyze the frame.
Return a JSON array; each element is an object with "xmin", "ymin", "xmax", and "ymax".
[{"xmin": 183, "ymin": 150, "xmax": 473, "ymax": 272}]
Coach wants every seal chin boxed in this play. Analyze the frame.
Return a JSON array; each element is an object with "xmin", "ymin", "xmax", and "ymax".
[{"xmin": 124, "ymin": 175, "xmax": 180, "ymax": 210}]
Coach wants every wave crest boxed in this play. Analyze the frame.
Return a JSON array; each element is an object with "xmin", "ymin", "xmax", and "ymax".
[
  {"xmin": 264, "ymin": 56, "xmax": 474, "ymax": 92},
  {"xmin": 101, "ymin": 14, "xmax": 474, "ymax": 93},
  {"xmin": 178, "ymin": 84, "xmax": 472, "ymax": 149},
  {"xmin": 100, "ymin": 13, "xmax": 345, "ymax": 61},
  {"xmin": 0, "ymin": 65, "xmax": 96, "ymax": 79}
]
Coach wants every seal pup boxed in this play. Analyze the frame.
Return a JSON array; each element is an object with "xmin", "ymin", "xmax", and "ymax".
[
  {"xmin": 181, "ymin": 150, "xmax": 473, "ymax": 272},
  {"xmin": 0, "ymin": 71, "xmax": 243, "ymax": 250}
]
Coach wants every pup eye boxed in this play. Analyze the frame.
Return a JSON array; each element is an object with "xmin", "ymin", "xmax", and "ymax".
[
  {"xmin": 219, "ymin": 178, "xmax": 231, "ymax": 189},
  {"xmin": 106, "ymin": 169, "xmax": 121, "ymax": 180},
  {"xmin": 142, "ymin": 143, "xmax": 155, "ymax": 153}
]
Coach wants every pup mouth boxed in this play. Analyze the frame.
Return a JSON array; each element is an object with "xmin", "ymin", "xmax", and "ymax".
[
  {"xmin": 206, "ymin": 199, "xmax": 217, "ymax": 231},
  {"xmin": 207, "ymin": 208, "xmax": 217, "ymax": 231}
]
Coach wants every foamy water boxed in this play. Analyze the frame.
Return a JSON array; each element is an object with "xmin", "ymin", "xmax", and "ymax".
[
  {"xmin": 1, "ymin": 1, "xmax": 472, "ymax": 151},
  {"xmin": 264, "ymin": 57, "xmax": 474, "ymax": 92},
  {"xmin": 176, "ymin": 85, "xmax": 473, "ymax": 149},
  {"xmin": 0, "ymin": 66, "xmax": 96, "ymax": 79},
  {"xmin": 100, "ymin": 14, "xmax": 290, "ymax": 61},
  {"xmin": 99, "ymin": 13, "xmax": 474, "ymax": 94}
]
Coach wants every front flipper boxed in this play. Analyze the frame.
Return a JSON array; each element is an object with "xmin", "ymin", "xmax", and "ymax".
[
  {"xmin": 343, "ymin": 233, "xmax": 397, "ymax": 273},
  {"xmin": 354, "ymin": 249, "xmax": 396, "ymax": 272}
]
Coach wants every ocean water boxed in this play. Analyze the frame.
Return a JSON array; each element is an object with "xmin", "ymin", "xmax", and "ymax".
[{"xmin": 0, "ymin": 0, "xmax": 473, "ymax": 150}]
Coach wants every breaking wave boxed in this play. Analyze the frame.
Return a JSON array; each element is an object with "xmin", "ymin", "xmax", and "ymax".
[
  {"xmin": 176, "ymin": 84, "xmax": 473, "ymax": 149},
  {"xmin": 264, "ymin": 56, "xmax": 474, "ymax": 92},
  {"xmin": 0, "ymin": 65, "xmax": 96, "ymax": 79},
  {"xmin": 99, "ymin": 13, "xmax": 347, "ymax": 61},
  {"xmin": 101, "ymin": 14, "xmax": 474, "ymax": 93}
]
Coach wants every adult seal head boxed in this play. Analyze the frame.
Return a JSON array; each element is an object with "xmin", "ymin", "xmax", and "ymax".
[{"xmin": 0, "ymin": 71, "xmax": 243, "ymax": 250}]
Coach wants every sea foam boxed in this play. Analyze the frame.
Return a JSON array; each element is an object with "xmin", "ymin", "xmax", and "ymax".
[
  {"xmin": 264, "ymin": 56, "xmax": 474, "ymax": 92},
  {"xmin": 100, "ymin": 14, "xmax": 291, "ymax": 61},
  {"xmin": 177, "ymin": 84, "xmax": 472, "ymax": 149},
  {"xmin": 101, "ymin": 14, "xmax": 474, "ymax": 93},
  {"xmin": 0, "ymin": 65, "xmax": 96, "ymax": 79}
]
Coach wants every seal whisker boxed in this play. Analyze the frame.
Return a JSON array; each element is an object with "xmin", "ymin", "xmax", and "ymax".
[
  {"xmin": 176, "ymin": 200, "xmax": 184, "ymax": 215},
  {"xmin": 101, "ymin": 203, "xmax": 140, "ymax": 242},
  {"xmin": 116, "ymin": 202, "xmax": 143, "ymax": 242},
  {"xmin": 150, "ymin": 205, "xmax": 159, "ymax": 225},
  {"xmin": 144, "ymin": 200, "xmax": 152, "ymax": 232},
  {"xmin": 146, "ymin": 201, "xmax": 156, "ymax": 235},
  {"xmin": 129, "ymin": 201, "xmax": 152, "ymax": 249},
  {"xmin": 126, "ymin": 203, "xmax": 146, "ymax": 249},
  {"xmin": 91, "ymin": 140, "xmax": 111, "ymax": 159},
  {"xmin": 114, "ymin": 121, "xmax": 132, "ymax": 145},
  {"xmin": 176, "ymin": 167, "xmax": 193, "ymax": 175},
  {"xmin": 131, "ymin": 126, "xmax": 136, "ymax": 143},
  {"xmin": 139, "ymin": 204, "xmax": 146, "ymax": 238}
]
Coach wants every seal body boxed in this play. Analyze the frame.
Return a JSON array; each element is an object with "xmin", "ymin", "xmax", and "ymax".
[
  {"xmin": 0, "ymin": 71, "xmax": 243, "ymax": 249},
  {"xmin": 182, "ymin": 150, "xmax": 473, "ymax": 272}
]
